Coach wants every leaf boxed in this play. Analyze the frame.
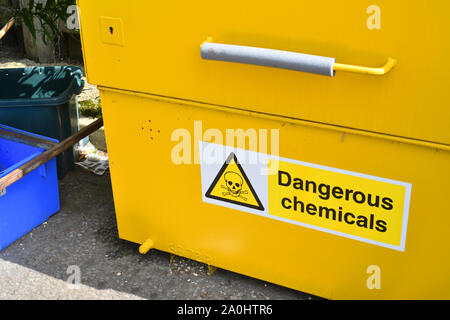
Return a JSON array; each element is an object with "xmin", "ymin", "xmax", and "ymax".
[
  {"xmin": 21, "ymin": 9, "xmax": 37, "ymax": 43},
  {"xmin": 14, "ymin": 0, "xmax": 78, "ymax": 45},
  {"xmin": 28, "ymin": 0, "xmax": 33, "ymax": 10}
]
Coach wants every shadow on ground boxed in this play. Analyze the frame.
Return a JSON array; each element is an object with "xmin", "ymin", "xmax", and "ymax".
[{"xmin": 0, "ymin": 167, "xmax": 318, "ymax": 300}]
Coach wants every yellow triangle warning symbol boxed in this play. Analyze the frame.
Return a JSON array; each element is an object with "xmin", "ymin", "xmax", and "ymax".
[{"xmin": 205, "ymin": 153, "xmax": 264, "ymax": 211}]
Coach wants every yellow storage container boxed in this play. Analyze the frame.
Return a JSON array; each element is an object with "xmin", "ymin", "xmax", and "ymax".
[{"xmin": 77, "ymin": 0, "xmax": 450, "ymax": 299}]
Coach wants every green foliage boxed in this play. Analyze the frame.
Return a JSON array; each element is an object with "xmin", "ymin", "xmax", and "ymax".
[
  {"xmin": 79, "ymin": 99, "xmax": 102, "ymax": 119},
  {"xmin": 13, "ymin": 0, "xmax": 76, "ymax": 45}
]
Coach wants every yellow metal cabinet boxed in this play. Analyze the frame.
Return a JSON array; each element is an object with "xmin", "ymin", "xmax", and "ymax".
[
  {"xmin": 77, "ymin": 0, "xmax": 450, "ymax": 299},
  {"xmin": 78, "ymin": 0, "xmax": 450, "ymax": 145}
]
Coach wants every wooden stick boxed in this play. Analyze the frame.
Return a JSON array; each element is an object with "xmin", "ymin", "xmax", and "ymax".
[
  {"xmin": 0, "ymin": 128, "xmax": 57, "ymax": 150},
  {"xmin": 0, "ymin": 118, "xmax": 104, "ymax": 192},
  {"xmin": 0, "ymin": 17, "xmax": 15, "ymax": 41}
]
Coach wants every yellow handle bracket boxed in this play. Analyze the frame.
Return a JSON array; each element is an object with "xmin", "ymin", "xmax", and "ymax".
[
  {"xmin": 333, "ymin": 58, "xmax": 397, "ymax": 76},
  {"xmin": 139, "ymin": 238, "xmax": 154, "ymax": 255}
]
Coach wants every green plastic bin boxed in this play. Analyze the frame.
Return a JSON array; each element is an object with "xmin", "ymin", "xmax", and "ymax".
[{"xmin": 0, "ymin": 66, "xmax": 84, "ymax": 178}]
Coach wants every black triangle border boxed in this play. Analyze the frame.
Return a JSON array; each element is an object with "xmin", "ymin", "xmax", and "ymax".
[{"xmin": 205, "ymin": 152, "xmax": 265, "ymax": 211}]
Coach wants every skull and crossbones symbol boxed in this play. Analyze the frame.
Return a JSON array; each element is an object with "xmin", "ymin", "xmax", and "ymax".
[{"xmin": 221, "ymin": 171, "xmax": 248, "ymax": 201}]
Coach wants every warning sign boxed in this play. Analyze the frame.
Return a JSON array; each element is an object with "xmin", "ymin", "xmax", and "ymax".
[
  {"xmin": 200, "ymin": 142, "xmax": 411, "ymax": 251},
  {"xmin": 268, "ymin": 159, "xmax": 411, "ymax": 251},
  {"xmin": 205, "ymin": 153, "xmax": 264, "ymax": 211}
]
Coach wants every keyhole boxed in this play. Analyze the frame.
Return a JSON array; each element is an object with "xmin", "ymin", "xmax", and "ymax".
[{"xmin": 109, "ymin": 27, "xmax": 114, "ymax": 34}]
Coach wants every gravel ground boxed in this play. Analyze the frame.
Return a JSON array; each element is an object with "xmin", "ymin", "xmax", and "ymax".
[{"xmin": 0, "ymin": 168, "xmax": 316, "ymax": 300}]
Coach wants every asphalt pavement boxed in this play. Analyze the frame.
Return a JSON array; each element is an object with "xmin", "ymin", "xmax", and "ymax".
[{"xmin": 0, "ymin": 167, "xmax": 316, "ymax": 300}]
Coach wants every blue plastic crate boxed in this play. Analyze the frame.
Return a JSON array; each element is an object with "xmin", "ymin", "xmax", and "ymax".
[{"xmin": 0, "ymin": 124, "xmax": 60, "ymax": 252}]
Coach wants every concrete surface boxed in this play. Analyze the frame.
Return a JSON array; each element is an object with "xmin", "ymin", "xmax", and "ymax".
[
  {"xmin": 0, "ymin": 260, "xmax": 143, "ymax": 300},
  {"xmin": 0, "ymin": 168, "xmax": 317, "ymax": 300}
]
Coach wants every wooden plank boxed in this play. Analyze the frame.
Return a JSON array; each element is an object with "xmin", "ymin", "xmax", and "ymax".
[
  {"xmin": 0, "ymin": 128, "xmax": 58, "ymax": 150},
  {"xmin": 0, "ymin": 118, "xmax": 104, "ymax": 192},
  {"xmin": 0, "ymin": 17, "xmax": 15, "ymax": 41}
]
